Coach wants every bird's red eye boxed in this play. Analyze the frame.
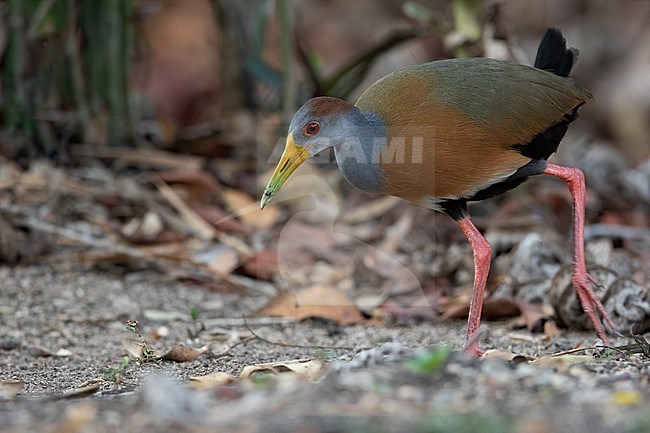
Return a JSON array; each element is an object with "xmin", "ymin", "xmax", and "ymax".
[{"xmin": 305, "ymin": 121, "xmax": 320, "ymax": 136}]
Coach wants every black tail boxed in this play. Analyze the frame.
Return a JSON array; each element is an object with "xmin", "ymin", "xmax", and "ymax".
[{"xmin": 534, "ymin": 28, "xmax": 578, "ymax": 77}]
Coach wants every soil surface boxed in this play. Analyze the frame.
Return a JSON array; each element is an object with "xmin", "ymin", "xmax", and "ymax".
[{"xmin": 1, "ymin": 264, "xmax": 649, "ymax": 433}]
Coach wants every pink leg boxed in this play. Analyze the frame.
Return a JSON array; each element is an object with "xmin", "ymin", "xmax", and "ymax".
[
  {"xmin": 544, "ymin": 164, "xmax": 617, "ymax": 341},
  {"xmin": 457, "ymin": 216, "xmax": 492, "ymax": 357}
]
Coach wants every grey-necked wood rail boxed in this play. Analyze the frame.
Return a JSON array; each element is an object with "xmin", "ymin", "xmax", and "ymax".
[{"xmin": 260, "ymin": 28, "xmax": 617, "ymax": 356}]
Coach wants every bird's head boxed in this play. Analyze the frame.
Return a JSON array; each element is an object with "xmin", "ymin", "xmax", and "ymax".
[{"xmin": 260, "ymin": 97, "xmax": 358, "ymax": 209}]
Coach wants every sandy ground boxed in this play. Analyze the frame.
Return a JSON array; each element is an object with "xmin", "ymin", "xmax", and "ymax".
[{"xmin": 1, "ymin": 264, "xmax": 649, "ymax": 433}]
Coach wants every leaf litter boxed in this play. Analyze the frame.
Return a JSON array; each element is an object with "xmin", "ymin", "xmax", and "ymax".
[{"xmin": 0, "ymin": 142, "xmax": 648, "ymax": 432}]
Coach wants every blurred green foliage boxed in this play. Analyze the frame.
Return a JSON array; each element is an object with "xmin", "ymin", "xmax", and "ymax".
[
  {"xmin": 1, "ymin": 0, "xmax": 133, "ymax": 156},
  {"xmin": 0, "ymin": 0, "xmax": 488, "ymax": 157},
  {"xmin": 405, "ymin": 0, "xmax": 485, "ymax": 57},
  {"xmin": 405, "ymin": 345, "xmax": 452, "ymax": 373}
]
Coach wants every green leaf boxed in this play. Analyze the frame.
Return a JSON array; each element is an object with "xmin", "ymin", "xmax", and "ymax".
[
  {"xmin": 406, "ymin": 345, "xmax": 452, "ymax": 373},
  {"xmin": 452, "ymin": 0, "xmax": 483, "ymax": 42},
  {"xmin": 190, "ymin": 307, "xmax": 201, "ymax": 322},
  {"xmin": 403, "ymin": 2, "xmax": 434, "ymax": 24}
]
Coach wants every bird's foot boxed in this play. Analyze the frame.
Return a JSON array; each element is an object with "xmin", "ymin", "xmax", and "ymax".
[
  {"xmin": 463, "ymin": 342, "xmax": 484, "ymax": 358},
  {"xmin": 463, "ymin": 338, "xmax": 485, "ymax": 358},
  {"xmin": 573, "ymin": 270, "xmax": 618, "ymax": 342}
]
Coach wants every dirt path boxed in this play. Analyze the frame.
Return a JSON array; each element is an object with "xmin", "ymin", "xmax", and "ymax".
[{"xmin": 1, "ymin": 265, "xmax": 649, "ymax": 433}]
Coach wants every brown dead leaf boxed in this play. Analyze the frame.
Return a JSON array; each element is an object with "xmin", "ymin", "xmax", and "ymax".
[
  {"xmin": 71, "ymin": 146, "xmax": 204, "ymax": 171},
  {"xmin": 121, "ymin": 338, "xmax": 151, "ymax": 359},
  {"xmin": 153, "ymin": 176, "xmax": 215, "ymax": 240},
  {"xmin": 191, "ymin": 204, "xmax": 251, "ymax": 235},
  {"xmin": 157, "ymin": 168, "xmax": 221, "ymax": 197},
  {"xmin": 544, "ymin": 320, "xmax": 562, "ymax": 338},
  {"xmin": 512, "ymin": 302, "xmax": 561, "ymax": 336},
  {"xmin": 506, "ymin": 332, "xmax": 537, "ymax": 343},
  {"xmin": 57, "ymin": 384, "xmax": 101, "ymax": 399},
  {"xmin": 376, "ymin": 208, "xmax": 413, "ymax": 256},
  {"xmin": 29, "ymin": 346, "xmax": 73, "ymax": 357},
  {"xmin": 481, "ymin": 350, "xmax": 531, "ymax": 362},
  {"xmin": 277, "ymin": 222, "xmax": 335, "ymax": 267},
  {"xmin": 195, "ymin": 243, "xmax": 239, "ymax": 276},
  {"xmin": 240, "ymin": 359, "xmax": 324, "ymax": 381},
  {"xmin": 0, "ymin": 380, "xmax": 24, "ymax": 399},
  {"xmin": 259, "ymin": 284, "xmax": 366, "ymax": 325},
  {"xmin": 222, "ymin": 188, "xmax": 279, "ymax": 230},
  {"xmin": 532, "ymin": 355, "xmax": 594, "ymax": 370},
  {"xmin": 238, "ymin": 249, "xmax": 278, "ymax": 280},
  {"xmin": 379, "ymin": 297, "xmax": 438, "ymax": 323},
  {"xmin": 440, "ymin": 297, "xmax": 521, "ymax": 321},
  {"xmin": 377, "ymin": 279, "xmax": 445, "ymax": 323},
  {"xmin": 189, "ymin": 372, "xmax": 237, "ymax": 389},
  {"xmin": 161, "ymin": 344, "xmax": 207, "ymax": 362}
]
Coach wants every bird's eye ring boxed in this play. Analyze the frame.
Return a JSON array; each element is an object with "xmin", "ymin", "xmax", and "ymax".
[{"xmin": 304, "ymin": 121, "xmax": 320, "ymax": 136}]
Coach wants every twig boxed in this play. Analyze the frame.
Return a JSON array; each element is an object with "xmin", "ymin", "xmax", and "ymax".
[
  {"xmin": 203, "ymin": 317, "xmax": 297, "ymax": 327},
  {"xmin": 548, "ymin": 346, "xmax": 599, "ymax": 357},
  {"xmin": 243, "ymin": 317, "xmax": 356, "ymax": 351},
  {"xmin": 70, "ymin": 145, "xmax": 205, "ymax": 171},
  {"xmin": 152, "ymin": 175, "xmax": 252, "ymax": 255},
  {"xmin": 549, "ymin": 345, "xmax": 630, "ymax": 358},
  {"xmin": 151, "ymin": 175, "xmax": 215, "ymax": 240},
  {"xmin": 0, "ymin": 203, "xmax": 244, "ymax": 292},
  {"xmin": 210, "ymin": 336, "xmax": 257, "ymax": 359}
]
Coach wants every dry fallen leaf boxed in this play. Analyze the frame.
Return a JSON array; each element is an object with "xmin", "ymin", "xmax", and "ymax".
[
  {"xmin": 543, "ymin": 320, "xmax": 562, "ymax": 338},
  {"xmin": 121, "ymin": 338, "xmax": 151, "ymax": 359},
  {"xmin": 222, "ymin": 188, "xmax": 279, "ymax": 230},
  {"xmin": 195, "ymin": 243, "xmax": 240, "ymax": 276},
  {"xmin": 0, "ymin": 380, "xmax": 24, "ymax": 399},
  {"xmin": 189, "ymin": 372, "xmax": 237, "ymax": 389},
  {"xmin": 259, "ymin": 284, "xmax": 366, "ymax": 325},
  {"xmin": 440, "ymin": 297, "xmax": 521, "ymax": 322},
  {"xmin": 481, "ymin": 350, "xmax": 527, "ymax": 362},
  {"xmin": 532, "ymin": 355, "xmax": 594, "ymax": 370},
  {"xmin": 71, "ymin": 146, "xmax": 205, "ymax": 171},
  {"xmin": 30, "ymin": 346, "xmax": 73, "ymax": 357},
  {"xmin": 506, "ymin": 332, "xmax": 537, "ymax": 343},
  {"xmin": 511, "ymin": 302, "xmax": 562, "ymax": 337},
  {"xmin": 240, "ymin": 359, "xmax": 324, "ymax": 381},
  {"xmin": 192, "ymin": 203, "xmax": 251, "ymax": 235},
  {"xmin": 238, "ymin": 249, "xmax": 279, "ymax": 281},
  {"xmin": 57, "ymin": 383, "xmax": 102, "ymax": 399},
  {"xmin": 160, "ymin": 344, "xmax": 207, "ymax": 362},
  {"xmin": 157, "ymin": 168, "xmax": 221, "ymax": 197}
]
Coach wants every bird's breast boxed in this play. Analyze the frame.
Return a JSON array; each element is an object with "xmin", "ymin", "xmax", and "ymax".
[{"xmin": 333, "ymin": 141, "xmax": 384, "ymax": 194}]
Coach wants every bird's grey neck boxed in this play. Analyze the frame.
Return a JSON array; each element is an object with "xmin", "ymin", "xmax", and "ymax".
[{"xmin": 333, "ymin": 111, "xmax": 385, "ymax": 194}]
